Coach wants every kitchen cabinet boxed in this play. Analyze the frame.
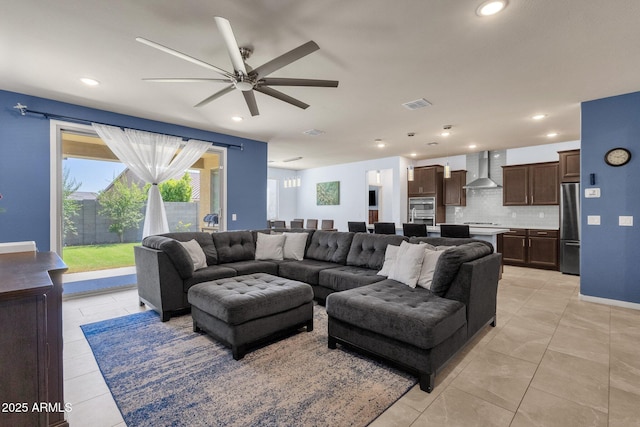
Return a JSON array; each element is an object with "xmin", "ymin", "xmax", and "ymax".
[
  {"xmin": 408, "ymin": 165, "xmax": 443, "ymax": 196},
  {"xmin": 502, "ymin": 162, "xmax": 559, "ymax": 206},
  {"xmin": 558, "ymin": 149, "xmax": 580, "ymax": 183},
  {"xmin": 498, "ymin": 228, "xmax": 559, "ymax": 270},
  {"xmin": 444, "ymin": 170, "xmax": 467, "ymax": 206}
]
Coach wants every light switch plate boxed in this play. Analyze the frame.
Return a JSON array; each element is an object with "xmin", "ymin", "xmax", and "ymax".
[
  {"xmin": 587, "ymin": 215, "xmax": 601, "ymax": 225},
  {"xmin": 585, "ymin": 188, "xmax": 601, "ymax": 198},
  {"xmin": 232, "ymin": 213, "xmax": 237, "ymax": 221},
  {"xmin": 619, "ymin": 216, "xmax": 633, "ymax": 226}
]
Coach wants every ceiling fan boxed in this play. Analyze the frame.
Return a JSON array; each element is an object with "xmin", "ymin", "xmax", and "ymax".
[{"xmin": 136, "ymin": 16, "xmax": 339, "ymax": 116}]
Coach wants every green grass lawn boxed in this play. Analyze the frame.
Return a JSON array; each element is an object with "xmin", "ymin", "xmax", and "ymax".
[{"xmin": 63, "ymin": 243, "xmax": 138, "ymax": 273}]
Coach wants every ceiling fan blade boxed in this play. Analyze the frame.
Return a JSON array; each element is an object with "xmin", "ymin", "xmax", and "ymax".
[
  {"xmin": 258, "ymin": 78, "xmax": 339, "ymax": 88},
  {"xmin": 143, "ymin": 78, "xmax": 233, "ymax": 83},
  {"xmin": 136, "ymin": 37, "xmax": 234, "ymax": 79},
  {"xmin": 251, "ymin": 41, "xmax": 320, "ymax": 78},
  {"xmin": 255, "ymin": 86, "xmax": 309, "ymax": 110},
  {"xmin": 194, "ymin": 85, "xmax": 235, "ymax": 108},
  {"xmin": 214, "ymin": 16, "xmax": 248, "ymax": 75},
  {"xmin": 242, "ymin": 91, "xmax": 260, "ymax": 116}
]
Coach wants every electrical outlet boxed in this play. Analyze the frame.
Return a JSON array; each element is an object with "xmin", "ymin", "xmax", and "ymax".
[
  {"xmin": 587, "ymin": 215, "xmax": 600, "ymax": 225},
  {"xmin": 619, "ymin": 216, "xmax": 633, "ymax": 226},
  {"xmin": 511, "ymin": 212, "xmax": 517, "ymax": 218},
  {"xmin": 232, "ymin": 213, "xmax": 237, "ymax": 221},
  {"xmin": 538, "ymin": 212, "xmax": 545, "ymax": 219}
]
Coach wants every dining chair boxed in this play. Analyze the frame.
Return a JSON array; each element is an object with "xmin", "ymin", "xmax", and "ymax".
[
  {"xmin": 290, "ymin": 219, "xmax": 304, "ymax": 229},
  {"xmin": 306, "ymin": 219, "xmax": 318, "ymax": 229},
  {"xmin": 373, "ymin": 222, "xmax": 396, "ymax": 234},
  {"xmin": 348, "ymin": 221, "xmax": 368, "ymax": 233},
  {"xmin": 402, "ymin": 223, "xmax": 428, "ymax": 237},
  {"xmin": 321, "ymin": 219, "xmax": 334, "ymax": 230},
  {"xmin": 273, "ymin": 220, "xmax": 286, "ymax": 228},
  {"xmin": 439, "ymin": 224, "xmax": 470, "ymax": 238}
]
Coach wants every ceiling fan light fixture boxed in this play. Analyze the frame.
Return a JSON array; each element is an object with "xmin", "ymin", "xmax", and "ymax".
[{"xmin": 476, "ymin": 0, "xmax": 508, "ymax": 17}]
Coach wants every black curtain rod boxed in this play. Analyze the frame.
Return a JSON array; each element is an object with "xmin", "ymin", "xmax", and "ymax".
[{"xmin": 12, "ymin": 103, "xmax": 244, "ymax": 151}]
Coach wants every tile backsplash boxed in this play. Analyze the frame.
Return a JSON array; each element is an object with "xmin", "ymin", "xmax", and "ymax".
[{"xmin": 445, "ymin": 150, "xmax": 560, "ymax": 229}]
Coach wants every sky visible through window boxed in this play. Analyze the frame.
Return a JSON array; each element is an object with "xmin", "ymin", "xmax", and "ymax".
[{"xmin": 64, "ymin": 158, "xmax": 126, "ymax": 193}]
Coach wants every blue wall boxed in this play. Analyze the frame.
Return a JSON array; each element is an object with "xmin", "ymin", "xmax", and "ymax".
[
  {"xmin": 581, "ymin": 91, "xmax": 640, "ymax": 304},
  {"xmin": 0, "ymin": 90, "xmax": 267, "ymax": 250}
]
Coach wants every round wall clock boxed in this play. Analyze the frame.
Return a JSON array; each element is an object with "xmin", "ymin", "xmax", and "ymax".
[{"xmin": 604, "ymin": 147, "xmax": 631, "ymax": 166}]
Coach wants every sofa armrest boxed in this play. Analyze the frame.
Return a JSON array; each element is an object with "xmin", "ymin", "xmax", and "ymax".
[
  {"xmin": 444, "ymin": 253, "xmax": 502, "ymax": 338},
  {"xmin": 134, "ymin": 245, "xmax": 190, "ymax": 321}
]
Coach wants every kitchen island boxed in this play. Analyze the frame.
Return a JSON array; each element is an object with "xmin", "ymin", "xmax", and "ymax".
[{"xmin": 427, "ymin": 225, "xmax": 510, "ymax": 252}]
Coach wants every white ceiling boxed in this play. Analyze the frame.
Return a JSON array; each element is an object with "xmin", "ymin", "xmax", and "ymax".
[{"xmin": 2, "ymin": 1, "xmax": 640, "ymax": 170}]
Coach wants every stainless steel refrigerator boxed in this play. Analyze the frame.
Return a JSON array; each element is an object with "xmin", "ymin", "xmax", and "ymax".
[{"xmin": 560, "ymin": 183, "xmax": 580, "ymax": 275}]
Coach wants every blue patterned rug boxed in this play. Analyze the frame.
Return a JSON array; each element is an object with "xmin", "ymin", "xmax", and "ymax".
[{"xmin": 81, "ymin": 306, "xmax": 417, "ymax": 427}]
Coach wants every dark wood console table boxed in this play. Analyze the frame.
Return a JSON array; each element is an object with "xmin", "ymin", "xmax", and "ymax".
[{"xmin": 0, "ymin": 251, "xmax": 68, "ymax": 427}]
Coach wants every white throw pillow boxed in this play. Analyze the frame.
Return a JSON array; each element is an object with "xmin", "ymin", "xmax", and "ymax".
[
  {"xmin": 417, "ymin": 248, "xmax": 445, "ymax": 289},
  {"xmin": 388, "ymin": 241, "xmax": 425, "ymax": 288},
  {"xmin": 255, "ymin": 233, "xmax": 286, "ymax": 260},
  {"xmin": 283, "ymin": 232, "xmax": 308, "ymax": 261},
  {"xmin": 179, "ymin": 239, "xmax": 207, "ymax": 271},
  {"xmin": 377, "ymin": 244, "xmax": 400, "ymax": 276}
]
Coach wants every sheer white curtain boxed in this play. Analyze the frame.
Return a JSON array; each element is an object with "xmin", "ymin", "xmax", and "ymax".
[{"xmin": 92, "ymin": 124, "xmax": 211, "ymax": 238}]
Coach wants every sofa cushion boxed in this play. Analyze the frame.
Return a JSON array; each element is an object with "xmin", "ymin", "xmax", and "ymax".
[
  {"xmin": 183, "ymin": 265, "xmax": 238, "ymax": 291},
  {"xmin": 346, "ymin": 233, "xmax": 406, "ymax": 270},
  {"xmin": 277, "ymin": 259, "xmax": 342, "ymax": 285},
  {"xmin": 388, "ymin": 241, "xmax": 426, "ymax": 288},
  {"xmin": 319, "ymin": 266, "xmax": 387, "ymax": 292},
  {"xmin": 431, "ymin": 242, "xmax": 493, "ymax": 297},
  {"xmin": 283, "ymin": 232, "xmax": 309, "ymax": 261},
  {"xmin": 157, "ymin": 232, "xmax": 218, "ymax": 265},
  {"xmin": 305, "ymin": 231, "xmax": 354, "ymax": 264},
  {"xmin": 326, "ymin": 280, "xmax": 466, "ymax": 349},
  {"xmin": 179, "ymin": 239, "xmax": 208, "ymax": 270},
  {"xmin": 223, "ymin": 260, "xmax": 279, "ymax": 276},
  {"xmin": 255, "ymin": 233, "xmax": 285, "ymax": 261},
  {"xmin": 417, "ymin": 248, "xmax": 445, "ymax": 290},
  {"xmin": 142, "ymin": 235, "xmax": 194, "ymax": 279},
  {"xmin": 377, "ymin": 244, "xmax": 400, "ymax": 277},
  {"xmin": 212, "ymin": 231, "xmax": 255, "ymax": 263},
  {"xmin": 409, "ymin": 236, "xmax": 494, "ymax": 253}
]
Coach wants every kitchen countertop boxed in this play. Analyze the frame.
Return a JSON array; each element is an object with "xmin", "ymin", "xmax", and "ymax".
[
  {"xmin": 438, "ymin": 223, "xmax": 559, "ymax": 231},
  {"xmin": 429, "ymin": 225, "xmax": 510, "ymax": 236}
]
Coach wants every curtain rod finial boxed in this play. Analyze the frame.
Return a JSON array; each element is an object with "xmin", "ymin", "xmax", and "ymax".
[{"xmin": 13, "ymin": 103, "xmax": 27, "ymax": 115}]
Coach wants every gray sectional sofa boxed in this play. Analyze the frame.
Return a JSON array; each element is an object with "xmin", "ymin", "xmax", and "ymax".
[{"xmin": 134, "ymin": 228, "xmax": 501, "ymax": 392}]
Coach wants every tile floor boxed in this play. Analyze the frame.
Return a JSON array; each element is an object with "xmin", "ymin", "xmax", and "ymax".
[{"xmin": 61, "ymin": 266, "xmax": 640, "ymax": 427}]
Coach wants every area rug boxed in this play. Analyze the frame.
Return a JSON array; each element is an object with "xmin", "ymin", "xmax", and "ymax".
[{"xmin": 81, "ymin": 306, "xmax": 417, "ymax": 427}]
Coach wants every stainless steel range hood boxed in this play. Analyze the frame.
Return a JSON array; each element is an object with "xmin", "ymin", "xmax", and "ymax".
[{"xmin": 463, "ymin": 151, "xmax": 502, "ymax": 189}]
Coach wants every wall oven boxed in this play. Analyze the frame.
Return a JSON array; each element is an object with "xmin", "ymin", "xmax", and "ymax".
[{"xmin": 408, "ymin": 197, "xmax": 436, "ymax": 226}]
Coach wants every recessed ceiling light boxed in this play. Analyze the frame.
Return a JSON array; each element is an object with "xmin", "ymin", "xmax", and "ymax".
[
  {"xmin": 377, "ymin": 142, "xmax": 386, "ymax": 148},
  {"xmin": 476, "ymin": 0, "xmax": 508, "ymax": 17},
  {"xmin": 469, "ymin": 144, "xmax": 478, "ymax": 149},
  {"xmin": 231, "ymin": 116, "xmax": 243, "ymax": 122},
  {"xmin": 80, "ymin": 77, "xmax": 100, "ymax": 86},
  {"xmin": 546, "ymin": 132, "xmax": 559, "ymax": 138},
  {"xmin": 410, "ymin": 153, "xmax": 417, "ymax": 157},
  {"xmin": 532, "ymin": 114, "xmax": 546, "ymax": 120},
  {"xmin": 441, "ymin": 131, "xmax": 451, "ymax": 137}
]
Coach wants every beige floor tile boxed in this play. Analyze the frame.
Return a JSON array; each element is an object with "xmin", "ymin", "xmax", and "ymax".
[
  {"xmin": 560, "ymin": 302, "xmax": 610, "ymax": 335},
  {"xmin": 506, "ymin": 306, "xmax": 561, "ymax": 335},
  {"xmin": 485, "ymin": 323, "xmax": 552, "ymax": 363},
  {"xmin": 63, "ymin": 352, "xmax": 100, "ymax": 381},
  {"xmin": 411, "ymin": 386, "xmax": 514, "ymax": 427},
  {"xmin": 609, "ymin": 386, "xmax": 640, "ymax": 427},
  {"xmin": 66, "ymin": 392, "xmax": 124, "ymax": 427},
  {"xmin": 530, "ymin": 350, "xmax": 609, "ymax": 413},
  {"xmin": 369, "ymin": 400, "xmax": 421, "ymax": 427},
  {"xmin": 547, "ymin": 324, "xmax": 609, "ymax": 364},
  {"xmin": 64, "ymin": 370, "xmax": 110, "ymax": 406},
  {"xmin": 523, "ymin": 292, "xmax": 570, "ymax": 314},
  {"xmin": 610, "ymin": 344, "xmax": 640, "ymax": 396},
  {"xmin": 610, "ymin": 308, "xmax": 640, "ymax": 339},
  {"xmin": 497, "ymin": 286, "xmax": 536, "ymax": 314},
  {"xmin": 450, "ymin": 350, "xmax": 537, "ymax": 412},
  {"xmin": 511, "ymin": 387, "xmax": 607, "ymax": 427}
]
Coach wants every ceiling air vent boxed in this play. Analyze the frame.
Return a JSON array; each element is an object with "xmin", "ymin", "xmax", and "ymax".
[
  {"xmin": 402, "ymin": 98, "xmax": 432, "ymax": 110},
  {"xmin": 303, "ymin": 129, "xmax": 325, "ymax": 136}
]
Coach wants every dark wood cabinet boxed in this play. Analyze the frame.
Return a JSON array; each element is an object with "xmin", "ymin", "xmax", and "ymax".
[
  {"xmin": 559, "ymin": 149, "xmax": 580, "ymax": 183},
  {"xmin": 368, "ymin": 209, "xmax": 379, "ymax": 224},
  {"xmin": 502, "ymin": 162, "xmax": 559, "ymax": 206},
  {"xmin": 408, "ymin": 165, "xmax": 443, "ymax": 196},
  {"xmin": 444, "ymin": 170, "xmax": 467, "ymax": 206},
  {"xmin": 0, "ymin": 252, "xmax": 69, "ymax": 427},
  {"xmin": 498, "ymin": 229, "xmax": 559, "ymax": 270}
]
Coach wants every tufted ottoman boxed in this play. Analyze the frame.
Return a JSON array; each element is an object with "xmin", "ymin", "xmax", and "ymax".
[
  {"xmin": 188, "ymin": 273, "xmax": 314, "ymax": 360},
  {"xmin": 326, "ymin": 280, "xmax": 467, "ymax": 392}
]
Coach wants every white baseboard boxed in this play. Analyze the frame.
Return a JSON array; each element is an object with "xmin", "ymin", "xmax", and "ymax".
[{"xmin": 579, "ymin": 293, "xmax": 640, "ymax": 311}]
